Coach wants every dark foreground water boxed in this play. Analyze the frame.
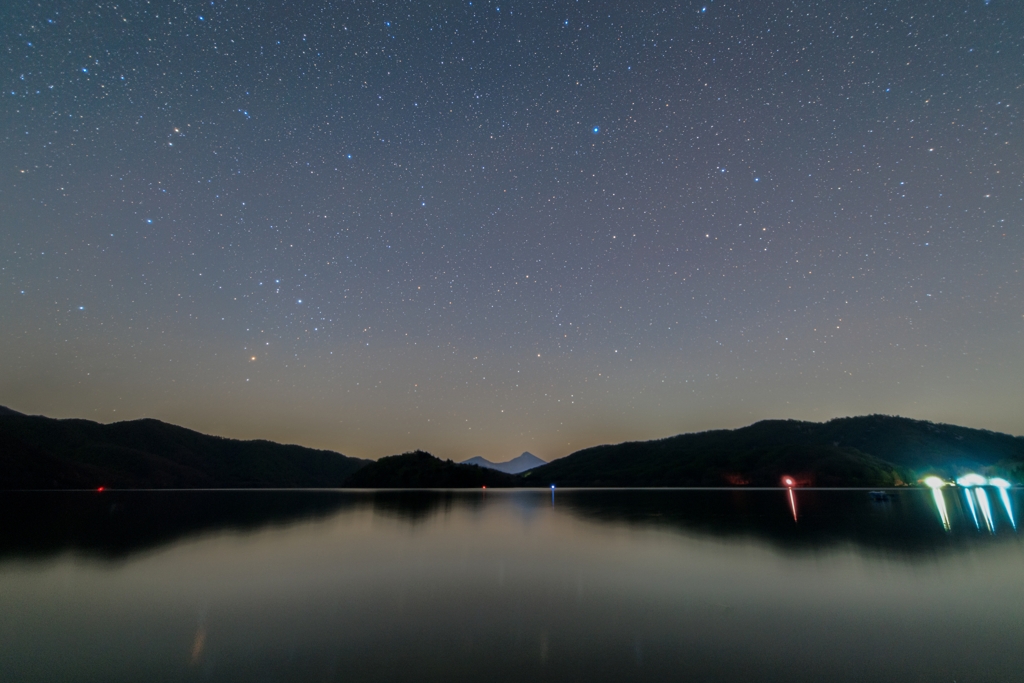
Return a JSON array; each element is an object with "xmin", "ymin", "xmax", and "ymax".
[{"xmin": 1, "ymin": 488, "xmax": 1022, "ymax": 682}]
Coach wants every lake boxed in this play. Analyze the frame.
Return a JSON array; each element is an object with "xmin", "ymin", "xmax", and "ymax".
[{"xmin": 1, "ymin": 487, "xmax": 1021, "ymax": 682}]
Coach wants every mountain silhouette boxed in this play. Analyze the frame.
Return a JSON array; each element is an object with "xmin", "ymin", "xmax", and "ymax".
[
  {"xmin": 0, "ymin": 408, "xmax": 367, "ymax": 489},
  {"xmin": 462, "ymin": 452, "xmax": 547, "ymax": 474}
]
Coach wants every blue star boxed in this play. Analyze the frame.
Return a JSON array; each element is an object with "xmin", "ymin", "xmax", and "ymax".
[{"xmin": 592, "ymin": 126, "xmax": 600, "ymax": 134}]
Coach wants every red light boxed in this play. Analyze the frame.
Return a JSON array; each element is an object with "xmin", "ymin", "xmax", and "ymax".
[
  {"xmin": 482, "ymin": 486, "xmax": 487, "ymax": 489},
  {"xmin": 781, "ymin": 476, "xmax": 795, "ymax": 488},
  {"xmin": 97, "ymin": 486, "xmax": 105, "ymax": 492}
]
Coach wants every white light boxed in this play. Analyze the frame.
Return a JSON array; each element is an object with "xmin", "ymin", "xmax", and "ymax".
[
  {"xmin": 997, "ymin": 488, "xmax": 1016, "ymax": 531},
  {"xmin": 989, "ymin": 477, "xmax": 1011, "ymax": 489},
  {"xmin": 976, "ymin": 488, "xmax": 995, "ymax": 533},
  {"xmin": 964, "ymin": 488, "xmax": 980, "ymax": 529},
  {"xmin": 932, "ymin": 488, "xmax": 951, "ymax": 531},
  {"xmin": 956, "ymin": 474, "xmax": 986, "ymax": 487},
  {"xmin": 924, "ymin": 476, "xmax": 946, "ymax": 489}
]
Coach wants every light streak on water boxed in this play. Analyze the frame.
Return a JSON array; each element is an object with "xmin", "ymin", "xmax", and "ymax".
[
  {"xmin": 931, "ymin": 488, "xmax": 951, "ymax": 531},
  {"xmin": 975, "ymin": 488, "xmax": 995, "ymax": 533},
  {"xmin": 963, "ymin": 488, "xmax": 980, "ymax": 530},
  {"xmin": 997, "ymin": 488, "xmax": 1015, "ymax": 530},
  {"xmin": 787, "ymin": 487, "xmax": 797, "ymax": 522},
  {"xmin": 924, "ymin": 477, "xmax": 951, "ymax": 531},
  {"xmin": 988, "ymin": 478, "xmax": 1015, "ymax": 530}
]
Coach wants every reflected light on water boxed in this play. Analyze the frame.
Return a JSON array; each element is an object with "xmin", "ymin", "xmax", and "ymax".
[
  {"xmin": 924, "ymin": 478, "xmax": 950, "ymax": 531},
  {"xmin": 190, "ymin": 625, "xmax": 206, "ymax": 666},
  {"xmin": 976, "ymin": 488, "xmax": 995, "ymax": 533},
  {"xmin": 932, "ymin": 489, "xmax": 951, "ymax": 531},
  {"xmin": 963, "ymin": 487, "xmax": 980, "ymax": 530},
  {"xmin": 781, "ymin": 477, "xmax": 797, "ymax": 522},
  {"xmin": 989, "ymin": 479, "xmax": 1016, "ymax": 530}
]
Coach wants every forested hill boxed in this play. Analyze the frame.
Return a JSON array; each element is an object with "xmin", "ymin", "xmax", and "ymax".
[
  {"xmin": 3, "ymin": 409, "xmax": 1021, "ymax": 489},
  {"xmin": 345, "ymin": 451, "xmax": 522, "ymax": 488},
  {"xmin": 523, "ymin": 415, "xmax": 1024, "ymax": 487},
  {"xmin": 0, "ymin": 410, "xmax": 368, "ymax": 489}
]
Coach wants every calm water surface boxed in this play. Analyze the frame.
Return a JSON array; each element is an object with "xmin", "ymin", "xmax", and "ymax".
[{"xmin": 1, "ymin": 488, "xmax": 1022, "ymax": 682}]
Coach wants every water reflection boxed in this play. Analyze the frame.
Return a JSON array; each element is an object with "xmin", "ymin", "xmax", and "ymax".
[
  {"xmin": 931, "ymin": 488, "xmax": 951, "ymax": 531},
  {"xmin": 976, "ymin": 487, "xmax": 995, "ymax": 533},
  {"xmin": 0, "ymin": 490, "xmax": 357, "ymax": 559},
  {"xmin": 999, "ymin": 483, "xmax": 1015, "ymax": 532},
  {"xmin": 963, "ymin": 486, "xmax": 980, "ymax": 529},
  {"xmin": 1, "ymin": 488, "xmax": 1022, "ymax": 562},
  {"xmin": 924, "ymin": 482, "xmax": 1019, "ymax": 535},
  {"xmin": 2, "ymin": 488, "xmax": 1023, "ymax": 683}
]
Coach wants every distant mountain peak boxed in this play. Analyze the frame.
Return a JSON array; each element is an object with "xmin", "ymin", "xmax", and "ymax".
[
  {"xmin": 462, "ymin": 451, "xmax": 547, "ymax": 474},
  {"xmin": 0, "ymin": 406, "xmax": 25, "ymax": 416}
]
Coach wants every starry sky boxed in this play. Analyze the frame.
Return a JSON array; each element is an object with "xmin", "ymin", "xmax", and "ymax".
[{"xmin": 2, "ymin": 0, "xmax": 1021, "ymax": 461}]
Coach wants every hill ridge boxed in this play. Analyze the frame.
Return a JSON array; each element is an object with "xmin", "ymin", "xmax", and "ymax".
[{"xmin": 524, "ymin": 414, "xmax": 1024, "ymax": 487}]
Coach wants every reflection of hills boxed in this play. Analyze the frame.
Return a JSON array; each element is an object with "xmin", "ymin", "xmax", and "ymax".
[
  {"xmin": 0, "ymin": 491, "xmax": 358, "ymax": 559},
  {"xmin": 368, "ymin": 489, "xmax": 482, "ymax": 523},
  {"xmin": 1, "ymin": 489, "xmax": 1019, "ymax": 561}
]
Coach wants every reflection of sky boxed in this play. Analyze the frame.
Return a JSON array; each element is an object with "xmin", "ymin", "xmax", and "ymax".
[{"xmin": 1, "ymin": 491, "xmax": 1024, "ymax": 682}]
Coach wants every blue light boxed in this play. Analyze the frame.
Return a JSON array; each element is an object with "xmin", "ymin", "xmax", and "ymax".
[
  {"xmin": 592, "ymin": 126, "xmax": 600, "ymax": 134},
  {"xmin": 976, "ymin": 488, "xmax": 995, "ymax": 533},
  {"xmin": 550, "ymin": 484, "xmax": 556, "ymax": 489},
  {"xmin": 964, "ymin": 488, "xmax": 980, "ymax": 529}
]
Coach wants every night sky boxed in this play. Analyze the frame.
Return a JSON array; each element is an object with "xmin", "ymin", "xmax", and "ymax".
[{"xmin": 2, "ymin": 0, "xmax": 1021, "ymax": 461}]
